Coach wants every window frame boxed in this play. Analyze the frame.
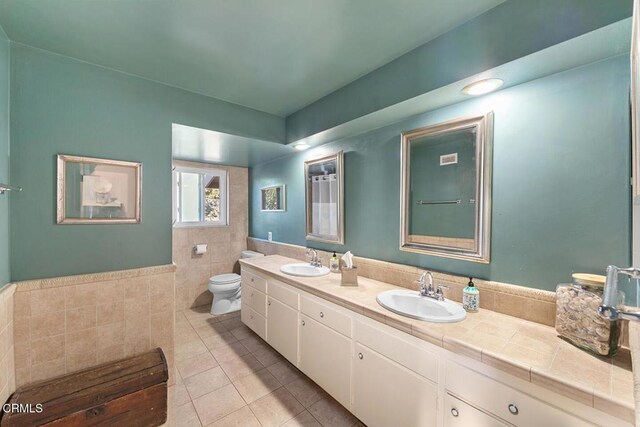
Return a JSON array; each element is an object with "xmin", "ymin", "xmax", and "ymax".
[{"xmin": 172, "ymin": 166, "xmax": 228, "ymax": 228}]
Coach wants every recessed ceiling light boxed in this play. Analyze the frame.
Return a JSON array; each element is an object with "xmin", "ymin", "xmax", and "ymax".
[
  {"xmin": 462, "ymin": 78, "xmax": 504, "ymax": 96},
  {"xmin": 293, "ymin": 142, "xmax": 310, "ymax": 151}
]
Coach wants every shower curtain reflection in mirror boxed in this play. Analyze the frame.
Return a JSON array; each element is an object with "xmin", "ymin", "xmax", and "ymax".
[{"xmin": 305, "ymin": 152, "xmax": 344, "ymax": 245}]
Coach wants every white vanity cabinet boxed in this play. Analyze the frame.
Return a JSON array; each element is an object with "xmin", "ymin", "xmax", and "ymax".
[
  {"xmin": 353, "ymin": 343, "xmax": 438, "ymax": 427},
  {"xmin": 446, "ymin": 362, "xmax": 594, "ymax": 427},
  {"xmin": 240, "ymin": 270, "xmax": 267, "ymax": 339},
  {"xmin": 352, "ymin": 317, "xmax": 439, "ymax": 427},
  {"xmin": 239, "ymin": 266, "xmax": 627, "ymax": 427},
  {"xmin": 265, "ymin": 280, "xmax": 298, "ymax": 364},
  {"xmin": 299, "ymin": 295, "xmax": 352, "ymax": 408}
]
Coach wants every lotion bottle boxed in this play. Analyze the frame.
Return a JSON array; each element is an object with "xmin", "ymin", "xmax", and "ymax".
[
  {"xmin": 463, "ymin": 277, "xmax": 479, "ymax": 312},
  {"xmin": 330, "ymin": 252, "xmax": 340, "ymax": 273}
]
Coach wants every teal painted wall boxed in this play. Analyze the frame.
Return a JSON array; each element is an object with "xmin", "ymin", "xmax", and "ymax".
[
  {"xmin": 9, "ymin": 43, "xmax": 285, "ymax": 281},
  {"xmin": 409, "ymin": 132, "xmax": 476, "ymax": 238},
  {"xmin": 251, "ymin": 55, "xmax": 631, "ymax": 292},
  {"xmin": 285, "ymin": 0, "xmax": 633, "ymax": 143},
  {"xmin": 0, "ymin": 27, "xmax": 9, "ymax": 286}
]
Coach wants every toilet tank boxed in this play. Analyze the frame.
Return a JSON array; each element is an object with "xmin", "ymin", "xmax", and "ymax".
[{"xmin": 241, "ymin": 250, "xmax": 264, "ymax": 259}]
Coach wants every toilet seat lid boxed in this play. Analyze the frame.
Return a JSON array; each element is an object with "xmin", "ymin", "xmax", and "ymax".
[{"xmin": 209, "ymin": 273, "xmax": 241, "ymax": 285}]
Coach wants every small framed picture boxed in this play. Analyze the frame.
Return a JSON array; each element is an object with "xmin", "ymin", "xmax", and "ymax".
[
  {"xmin": 56, "ymin": 154, "xmax": 142, "ymax": 224},
  {"xmin": 261, "ymin": 185, "xmax": 286, "ymax": 212}
]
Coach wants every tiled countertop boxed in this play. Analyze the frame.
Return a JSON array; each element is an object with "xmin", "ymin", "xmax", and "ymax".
[{"xmin": 240, "ymin": 255, "xmax": 634, "ymax": 424}]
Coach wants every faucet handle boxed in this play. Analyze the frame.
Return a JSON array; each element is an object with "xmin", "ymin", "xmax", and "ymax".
[{"xmin": 436, "ymin": 285, "xmax": 449, "ymax": 295}]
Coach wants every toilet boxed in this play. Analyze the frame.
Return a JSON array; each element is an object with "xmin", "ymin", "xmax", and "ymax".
[{"xmin": 207, "ymin": 250, "xmax": 264, "ymax": 315}]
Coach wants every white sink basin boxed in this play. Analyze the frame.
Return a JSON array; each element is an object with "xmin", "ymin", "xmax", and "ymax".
[
  {"xmin": 376, "ymin": 289, "xmax": 466, "ymax": 323},
  {"xmin": 280, "ymin": 263, "xmax": 330, "ymax": 277}
]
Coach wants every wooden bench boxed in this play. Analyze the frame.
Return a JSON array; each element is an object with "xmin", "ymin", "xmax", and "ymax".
[{"xmin": 1, "ymin": 348, "xmax": 168, "ymax": 427}]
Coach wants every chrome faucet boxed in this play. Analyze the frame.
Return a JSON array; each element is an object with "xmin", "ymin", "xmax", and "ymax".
[
  {"xmin": 306, "ymin": 248, "xmax": 322, "ymax": 268},
  {"xmin": 599, "ymin": 265, "xmax": 640, "ymax": 321},
  {"xmin": 416, "ymin": 271, "xmax": 448, "ymax": 301}
]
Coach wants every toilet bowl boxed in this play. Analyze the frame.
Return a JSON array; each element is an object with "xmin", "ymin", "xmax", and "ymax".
[{"xmin": 207, "ymin": 250, "xmax": 264, "ymax": 315}]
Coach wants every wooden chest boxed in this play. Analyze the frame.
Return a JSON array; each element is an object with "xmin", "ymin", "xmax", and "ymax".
[{"xmin": 1, "ymin": 348, "xmax": 168, "ymax": 427}]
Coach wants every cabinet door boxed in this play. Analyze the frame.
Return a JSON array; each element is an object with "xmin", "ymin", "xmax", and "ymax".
[
  {"xmin": 266, "ymin": 296, "xmax": 298, "ymax": 364},
  {"xmin": 353, "ymin": 343, "xmax": 437, "ymax": 427},
  {"xmin": 299, "ymin": 314, "xmax": 351, "ymax": 408},
  {"xmin": 444, "ymin": 394, "xmax": 509, "ymax": 427}
]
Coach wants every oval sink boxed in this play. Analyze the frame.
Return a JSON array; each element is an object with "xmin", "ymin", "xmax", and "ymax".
[
  {"xmin": 376, "ymin": 289, "xmax": 466, "ymax": 323},
  {"xmin": 280, "ymin": 263, "xmax": 330, "ymax": 277}
]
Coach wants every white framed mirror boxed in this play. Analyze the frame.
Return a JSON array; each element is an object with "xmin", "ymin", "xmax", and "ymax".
[
  {"xmin": 305, "ymin": 151, "xmax": 344, "ymax": 245},
  {"xmin": 400, "ymin": 113, "xmax": 493, "ymax": 263}
]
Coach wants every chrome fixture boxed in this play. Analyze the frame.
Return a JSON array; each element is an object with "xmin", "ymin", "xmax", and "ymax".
[
  {"xmin": 416, "ymin": 271, "xmax": 448, "ymax": 301},
  {"xmin": 416, "ymin": 199, "xmax": 461, "ymax": 205},
  {"xmin": 306, "ymin": 248, "xmax": 323, "ymax": 268},
  {"xmin": 0, "ymin": 183, "xmax": 22, "ymax": 195},
  {"xmin": 599, "ymin": 265, "xmax": 640, "ymax": 321}
]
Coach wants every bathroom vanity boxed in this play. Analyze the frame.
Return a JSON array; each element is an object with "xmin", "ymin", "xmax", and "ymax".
[{"xmin": 240, "ymin": 255, "xmax": 632, "ymax": 427}]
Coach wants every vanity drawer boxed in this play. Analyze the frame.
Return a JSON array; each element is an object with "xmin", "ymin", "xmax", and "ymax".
[
  {"xmin": 244, "ymin": 284, "xmax": 266, "ymax": 317},
  {"xmin": 241, "ymin": 304, "xmax": 266, "ymax": 340},
  {"xmin": 300, "ymin": 295, "xmax": 352, "ymax": 337},
  {"xmin": 242, "ymin": 269, "xmax": 266, "ymax": 293},
  {"xmin": 268, "ymin": 279, "xmax": 299, "ymax": 309},
  {"xmin": 446, "ymin": 362, "xmax": 593, "ymax": 427},
  {"xmin": 355, "ymin": 318, "xmax": 438, "ymax": 383},
  {"xmin": 444, "ymin": 394, "xmax": 509, "ymax": 427}
]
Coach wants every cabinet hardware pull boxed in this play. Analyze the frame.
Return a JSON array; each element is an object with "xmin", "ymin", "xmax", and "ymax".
[
  {"xmin": 268, "ymin": 301, "xmax": 271, "ymax": 306},
  {"xmin": 451, "ymin": 408, "xmax": 459, "ymax": 417},
  {"xmin": 508, "ymin": 404, "xmax": 518, "ymax": 415},
  {"xmin": 320, "ymin": 312, "xmax": 324, "ymax": 318},
  {"xmin": 358, "ymin": 353, "xmax": 363, "ymax": 360},
  {"xmin": 251, "ymin": 278, "xmax": 254, "ymax": 282},
  {"xmin": 301, "ymin": 320, "xmax": 305, "ymax": 326}
]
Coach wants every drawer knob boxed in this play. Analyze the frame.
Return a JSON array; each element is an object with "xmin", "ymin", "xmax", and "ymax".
[
  {"xmin": 301, "ymin": 320, "xmax": 306, "ymax": 326},
  {"xmin": 451, "ymin": 408, "xmax": 459, "ymax": 417},
  {"xmin": 358, "ymin": 352, "xmax": 363, "ymax": 360},
  {"xmin": 320, "ymin": 311, "xmax": 324, "ymax": 318},
  {"xmin": 268, "ymin": 301, "xmax": 271, "ymax": 306},
  {"xmin": 508, "ymin": 404, "xmax": 518, "ymax": 415},
  {"xmin": 251, "ymin": 278, "xmax": 254, "ymax": 282}
]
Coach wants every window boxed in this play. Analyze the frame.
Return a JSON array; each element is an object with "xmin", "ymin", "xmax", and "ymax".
[{"xmin": 173, "ymin": 166, "xmax": 227, "ymax": 226}]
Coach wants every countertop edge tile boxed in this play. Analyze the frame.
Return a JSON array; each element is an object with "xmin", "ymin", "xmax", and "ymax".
[
  {"xmin": 443, "ymin": 335, "xmax": 482, "ymax": 362},
  {"xmin": 593, "ymin": 389, "xmax": 635, "ymax": 424},
  {"xmin": 530, "ymin": 367, "xmax": 594, "ymax": 408},
  {"xmin": 481, "ymin": 349, "xmax": 531, "ymax": 382}
]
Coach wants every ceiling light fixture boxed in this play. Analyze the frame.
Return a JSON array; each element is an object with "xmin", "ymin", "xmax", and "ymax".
[
  {"xmin": 293, "ymin": 142, "xmax": 310, "ymax": 151},
  {"xmin": 462, "ymin": 78, "xmax": 504, "ymax": 96}
]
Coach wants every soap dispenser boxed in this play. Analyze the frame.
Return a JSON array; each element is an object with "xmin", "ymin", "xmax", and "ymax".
[
  {"xmin": 329, "ymin": 252, "xmax": 340, "ymax": 273},
  {"xmin": 463, "ymin": 277, "xmax": 479, "ymax": 312}
]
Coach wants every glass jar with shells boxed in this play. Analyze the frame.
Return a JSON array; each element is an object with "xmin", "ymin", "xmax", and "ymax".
[{"xmin": 555, "ymin": 273, "xmax": 624, "ymax": 357}]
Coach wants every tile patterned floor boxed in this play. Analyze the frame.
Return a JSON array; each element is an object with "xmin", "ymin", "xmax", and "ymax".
[{"xmin": 167, "ymin": 306, "xmax": 364, "ymax": 427}]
